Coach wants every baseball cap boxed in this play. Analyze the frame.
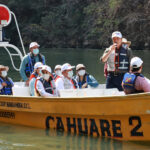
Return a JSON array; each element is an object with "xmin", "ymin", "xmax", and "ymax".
[
  {"xmin": 54, "ymin": 65, "xmax": 61, "ymax": 70},
  {"xmin": 61, "ymin": 63, "xmax": 75, "ymax": 72},
  {"xmin": 34, "ymin": 62, "xmax": 43, "ymax": 70},
  {"xmin": 41, "ymin": 65, "xmax": 52, "ymax": 73},
  {"xmin": 130, "ymin": 57, "xmax": 143, "ymax": 68},
  {"xmin": 112, "ymin": 31, "xmax": 122, "ymax": 39},
  {"xmin": 29, "ymin": 42, "xmax": 40, "ymax": 49},
  {"xmin": 76, "ymin": 64, "xmax": 85, "ymax": 71}
]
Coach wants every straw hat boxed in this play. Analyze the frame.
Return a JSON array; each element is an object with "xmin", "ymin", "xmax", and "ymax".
[
  {"xmin": 76, "ymin": 64, "xmax": 85, "ymax": 71},
  {"xmin": 0, "ymin": 65, "xmax": 9, "ymax": 71},
  {"xmin": 122, "ymin": 38, "xmax": 131, "ymax": 47}
]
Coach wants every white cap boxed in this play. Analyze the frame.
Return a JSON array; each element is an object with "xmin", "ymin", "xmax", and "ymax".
[
  {"xmin": 130, "ymin": 57, "xmax": 143, "ymax": 68},
  {"xmin": 54, "ymin": 65, "xmax": 61, "ymax": 70},
  {"xmin": 29, "ymin": 42, "xmax": 40, "ymax": 49},
  {"xmin": 61, "ymin": 63, "xmax": 75, "ymax": 72},
  {"xmin": 41, "ymin": 65, "xmax": 52, "ymax": 73},
  {"xmin": 112, "ymin": 31, "xmax": 122, "ymax": 39},
  {"xmin": 76, "ymin": 64, "xmax": 85, "ymax": 71},
  {"xmin": 34, "ymin": 62, "xmax": 43, "ymax": 70}
]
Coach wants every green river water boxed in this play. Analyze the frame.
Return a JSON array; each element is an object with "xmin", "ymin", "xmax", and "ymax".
[
  {"xmin": 0, "ymin": 48, "xmax": 150, "ymax": 83},
  {"xmin": 0, "ymin": 48, "xmax": 150, "ymax": 150}
]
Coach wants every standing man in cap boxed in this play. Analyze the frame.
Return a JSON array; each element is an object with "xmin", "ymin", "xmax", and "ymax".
[
  {"xmin": 55, "ymin": 63, "xmax": 78, "ymax": 91},
  {"xmin": 35, "ymin": 65, "xmax": 57, "ymax": 97},
  {"xmin": 19, "ymin": 42, "xmax": 45, "ymax": 86},
  {"xmin": 29, "ymin": 62, "xmax": 43, "ymax": 96},
  {"xmin": 0, "ymin": 65, "xmax": 14, "ymax": 95},
  {"xmin": 75, "ymin": 64, "xmax": 99, "ymax": 88},
  {"xmin": 100, "ymin": 31, "xmax": 132, "ymax": 91},
  {"xmin": 122, "ymin": 57, "xmax": 150, "ymax": 94}
]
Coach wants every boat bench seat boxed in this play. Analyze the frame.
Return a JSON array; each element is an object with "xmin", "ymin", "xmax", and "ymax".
[
  {"xmin": 12, "ymin": 82, "xmax": 30, "ymax": 96},
  {"xmin": 59, "ymin": 88, "xmax": 125, "ymax": 98}
]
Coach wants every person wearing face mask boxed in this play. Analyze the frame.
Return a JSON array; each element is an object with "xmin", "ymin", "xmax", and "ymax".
[
  {"xmin": 122, "ymin": 38, "xmax": 131, "ymax": 49},
  {"xmin": 29, "ymin": 62, "xmax": 43, "ymax": 96},
  {"xmin": 0, "ymin": 65, "xmax": 14, "ymax": 95},
  {"xmin": 53, "ymin": 65, "xmax": 62, "ymax": 80},
  {"xmin": 100, "ymin": 31, "xmax": 132, "ymax": 91},
  {"xmin": 19, "ymin": 42, "xmax": 45, "ymax": 86},
  {"xmin": 75, "ymin": 64, "xmax": 99, "ymax": 88},
  {"xmin": 55, "ymin": 63, "xmax": 78, "ymax": 91},
  {"xmin": 35, "ymin": 65, "xmax": 57, "ymax": 97}
]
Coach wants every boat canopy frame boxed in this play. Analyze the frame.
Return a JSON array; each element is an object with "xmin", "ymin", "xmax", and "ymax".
[{"xmin": 0, "ymin": 4, "xmax": 26, "ymax": 71}]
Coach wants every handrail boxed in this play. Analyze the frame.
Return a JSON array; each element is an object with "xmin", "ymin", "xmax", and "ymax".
[
  {"xmin": 11, "ymin": 11, "xmax": 26, "ymax": 56},
  {"xmin": 0, "ymin": 5, "xmax": 26, "ymax": 72},
  {"xmin": 0, "ymin": 42, "xmax": 23, "ymax": 71}
]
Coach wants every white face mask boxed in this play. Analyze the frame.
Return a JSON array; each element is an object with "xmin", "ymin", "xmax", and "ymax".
[
  {"xmin": 68, "ymin": 70, "xmax": 73, "ymax": 78},
  {"xmin": 42, "ymin": 74, "xmax": 50, "ymax": 80},
  {"xmin": 55, "ymin": 70, "xmax": 62, "ymax": 76},
  {"xmin": 78, "ymin": 70, "xmax": 85, "ymax": 76},
  {"xmin": 1, "ymin": 71, "xmax": 7, "ymax": 77}
]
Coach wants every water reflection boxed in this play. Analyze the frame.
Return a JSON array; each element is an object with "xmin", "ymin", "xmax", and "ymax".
[
  {"xmin": 0, "ymin": 123, "xmax": 149, "ymax": 150},
  {"xmin": 44, "ymin": 130, "xmax": 149, "ymax": 150}
]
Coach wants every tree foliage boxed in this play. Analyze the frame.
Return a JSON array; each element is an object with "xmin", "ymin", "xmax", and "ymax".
[{"xmin": 1, "ymin": 0, "xmax": 150, "ymax": 49}]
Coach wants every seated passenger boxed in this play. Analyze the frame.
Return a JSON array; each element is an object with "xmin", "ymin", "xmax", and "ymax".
[
  {"xmin": 122, "ymin": 57, "xmax": 150, "ymax": 94},
  {"xmin": 53, "ymin": 65, "xmax": 62, "ymax": 80},
  {"xmin": 35, "ymin": 65, "xmax": 57, "ymax": 97},
  {"xmin": 0, "ymin": 65, "xmax": 14, "ymax": 95},
  {"xmin": 55, "ymin": 63, "xmax": 78, "ymax": 90},
  {"xmin": 75, "ymin": 64, "xmax": 99, "ymax": 88},
  {"xmin": 29, "ymin": 62, "xmax": 43, "ymax": 96}
]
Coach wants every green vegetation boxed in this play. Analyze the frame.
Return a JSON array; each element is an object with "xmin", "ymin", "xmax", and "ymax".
[{"xmin": 1, "ymin": 0, "xmax": 150, "ymax": 50}]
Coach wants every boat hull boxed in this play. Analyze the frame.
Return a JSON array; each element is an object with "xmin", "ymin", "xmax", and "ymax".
[{"xmin": 0, "ymin": 93, "xmax": 150, "ymax": 141}]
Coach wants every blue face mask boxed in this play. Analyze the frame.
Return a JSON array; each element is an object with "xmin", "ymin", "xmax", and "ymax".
[
  {"xmin": 33, "ymin": 48, "xmax": 39, "ymax": 55},
  {"xmin": 122, "ymin": 44, "xmax": 127, "ymax": 49}
]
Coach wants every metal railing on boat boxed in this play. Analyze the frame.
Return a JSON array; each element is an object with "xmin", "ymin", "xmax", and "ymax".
[{"xmin": 0, "ymin": 4, "xmax": 26, "ymax": 71}]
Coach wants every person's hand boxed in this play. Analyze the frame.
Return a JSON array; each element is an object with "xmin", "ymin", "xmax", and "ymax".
[
  {"xmin": 2, "ymin": 82, "xmax": 7, "ymax": 87},
  {"xmin": 82, "ymin": 83, "xmax": 88, "ymax": 88},
  {"xmin": 111, "ymin": 43, "xmax": 117, "ymax": 52},
  {"xmin": 25, "ymin": 79, "xmax": 30, "ymax": 86}
]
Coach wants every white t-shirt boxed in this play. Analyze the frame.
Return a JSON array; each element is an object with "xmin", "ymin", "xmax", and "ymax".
[{"xmin": 55, "ymin": 76, "xmax": 75, "ymax": 90}]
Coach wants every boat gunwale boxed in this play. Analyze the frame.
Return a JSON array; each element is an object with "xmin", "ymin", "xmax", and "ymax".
[{"xmin": 0, "ymin": 92, "xmax": 149, "ymax": 103}]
